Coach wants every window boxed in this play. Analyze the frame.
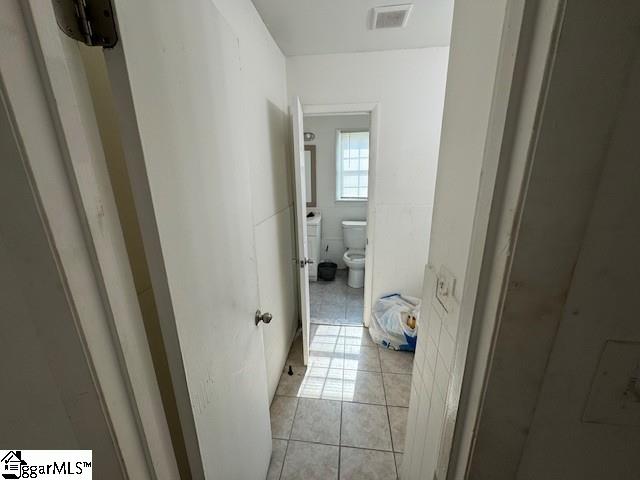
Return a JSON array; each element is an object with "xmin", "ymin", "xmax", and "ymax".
[{"xmin": 336, "ymin": 130, "xmax": 369, "ymax": 201}]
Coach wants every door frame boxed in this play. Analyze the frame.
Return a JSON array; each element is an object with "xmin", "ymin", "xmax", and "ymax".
[
  {"xmin": 8, "ymin": 0, "xmax": 177, "ymax": 478},
  {"xmin": 295, "ymin": 102, "xmax": 380, "ymax": 335},
  {"xmin": 430, "ymin": 0, "xmax": 566, "ymax": 478}
]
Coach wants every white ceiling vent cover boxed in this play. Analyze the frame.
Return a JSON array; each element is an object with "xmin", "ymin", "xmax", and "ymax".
[{"xmin": 371, "ymin": 4, "xmax": 414, "ymax": 30}]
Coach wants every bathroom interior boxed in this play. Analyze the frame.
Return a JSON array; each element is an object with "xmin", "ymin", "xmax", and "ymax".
[{"xmin": 304, "ymin": 113, "xmax": 371, "ymax": 327}]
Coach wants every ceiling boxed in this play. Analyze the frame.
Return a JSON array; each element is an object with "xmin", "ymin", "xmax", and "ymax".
[{"xmin": 250, "ymin": 0, "xmax": 454, "ymax": 56}]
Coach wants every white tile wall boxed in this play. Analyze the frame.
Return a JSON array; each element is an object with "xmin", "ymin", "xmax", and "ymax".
[
  {"xmin": 420, "ymin": 388, "xmax": 446, "ymax": 475},
  {"xmin": 413, "ymin": 328, "xmax": 428, "ymax": 378},
  {"xmin": 434, "ymin": 354, "xmax": 451, "ymax": 400},
  {"xmin": 403, "ymin": 384, "xmax": 420, "ymax": 470},
  {"xmin": 406, "ymin": 377, "xmax": 430, "ymax": 479},
  {"xmin": 437, "ymin": 327, "xmax": 456, "ymax": 373},
  {"xmin": 403, "ymin": 265, "xmax": 458, "ymax": 480},
  {"xmin": 425, "ymin": 305, "xmax": 442, "ymax": 346},
  {"xmin": 425, "ymin": 338, "xmax": 438, "ymax": 375}
]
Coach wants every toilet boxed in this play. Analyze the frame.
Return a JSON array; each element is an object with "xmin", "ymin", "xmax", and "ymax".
[{"xmin": 342, "ymin": 220, "xmax": 367, "ymax": 288}]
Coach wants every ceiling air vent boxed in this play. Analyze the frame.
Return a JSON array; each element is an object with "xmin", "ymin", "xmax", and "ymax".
[{"xmin": 371, "ymin": 4, "xmax": 413, "ymax": 30}]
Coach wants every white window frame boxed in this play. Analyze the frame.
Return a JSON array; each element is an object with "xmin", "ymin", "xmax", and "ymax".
[{"xmin": 335, "ymin": 129, "xmax": 370, "ymax": 202}]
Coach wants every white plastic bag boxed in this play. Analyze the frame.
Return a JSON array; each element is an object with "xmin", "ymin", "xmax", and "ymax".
[{"xmin": 369, "ymin": 293, "xmax": 420, "ymax": 351}]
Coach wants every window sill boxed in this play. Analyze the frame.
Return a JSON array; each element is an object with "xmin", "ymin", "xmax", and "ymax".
[{"xmin": 336, "ymin": 198, "xmax": 368, "ymax": 203}]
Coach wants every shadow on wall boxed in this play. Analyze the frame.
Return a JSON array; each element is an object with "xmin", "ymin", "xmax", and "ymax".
[{"xmin": 263, "ymin": 99, "xmax": 291, "ymax": 213}]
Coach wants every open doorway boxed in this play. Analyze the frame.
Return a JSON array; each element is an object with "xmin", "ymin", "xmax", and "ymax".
[
  {"xmin": 268, "ymin": 100, "xmax": 414, "ymax": 478},
  {"xmin": 290, "ymin": 100, "xmax": 382, "ymax": 368},
  {"xmin": 304, "ymin": 113, "xmax": 371, "ymax": 327}
]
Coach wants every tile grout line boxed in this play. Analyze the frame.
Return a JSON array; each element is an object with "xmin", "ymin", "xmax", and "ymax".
[
  {"xmin": 276, "ymin": 394, "xmax": 405, "ymax": 408},
  {"xmin": 310, "ymin": 320, "xmax": 364, "ymax": 326},
  {"xmin": 338, "ymin": 397, "xmax": 343, "ymax": 480},
  {"xmin": 277, "ymin": 440, "xmax": 288, "ymax": 480},
  {"xmin": 338, "ymin": 341, "xmax": 345, "ymax": 480},
  {"xmin": 278, "ymin": 393, "xmax": 302, "ymax": 480},
  {"xmin": 287, "ymin": 397, "xmax": 300, "ymax": 439},
  {"xmin": 284, "ymin": 437, "xmax": 395, "ymax": 454},
  {"xmin": 342, "ymin": 295, "xmax": 347, "ymax": 324},
  {"xmin": 283, "ymin": 365, "xmax": 387, "ymax": 378},
  {"xmin": 276, "ymin": 393, "xmax": 394, "ymax": 407},
  {"xmin": 379, "ymin": 347, "xmax": 400, "ymax": 480}
]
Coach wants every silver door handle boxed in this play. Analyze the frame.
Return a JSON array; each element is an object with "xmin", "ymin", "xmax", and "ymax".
[
  {"xmin": 255, "ymin": 310, "xmax": 273, "ymax": 326},
  {"xmin": 299, "ymin": 258, "xmax": 314, "ymax": 268}
]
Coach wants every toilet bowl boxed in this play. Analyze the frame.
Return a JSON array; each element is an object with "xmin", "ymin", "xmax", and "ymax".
[
  {"xmin": 342, "ymin": 220, "xmax": 367, "ymax": 288},
  {"xmin": 343, "ymin": 249, "xmax": 366, "ymax": 288}
]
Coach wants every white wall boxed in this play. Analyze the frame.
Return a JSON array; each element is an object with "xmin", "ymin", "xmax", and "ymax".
[
  {"xmin": 304, "ymin": 114, "xmax": 369, "ymax": 267},
  {"xmin": 401, "ymin": 1, "xmax": 512, "ymax": 478},
  {"xmin": 195, "ymin": 0, "xmax": 298, "ymax": 403},
  {"xmin": 288, "ymin": 47, "xmax": 448, "ymax": 304}
]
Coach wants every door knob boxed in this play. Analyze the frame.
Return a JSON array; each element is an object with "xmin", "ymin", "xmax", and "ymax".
[
  {"xmin": 299, "ymin": 258, "xmax": 314, "ymax": 268},
  {"xmin": 255, "ymin": 310, "xmax": 273, "ymax": 326}
]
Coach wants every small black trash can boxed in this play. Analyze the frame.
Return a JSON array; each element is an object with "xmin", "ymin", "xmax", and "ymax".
[{"xmin": 317, "ymin": 261, "xmax": 338, "ymax": 281}]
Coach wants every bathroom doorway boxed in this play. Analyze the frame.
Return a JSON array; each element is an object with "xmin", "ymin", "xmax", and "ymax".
[
  {"xmin": 271, "ymin": 102, "xmax": 409, "ymax": 479},
  {"xmin": 305, "ymin": 113, "xmax": 371, "ymax": 327},
  {"xmin": 291, "ymin": 99, "xmax": 380, "ymax": 364}
]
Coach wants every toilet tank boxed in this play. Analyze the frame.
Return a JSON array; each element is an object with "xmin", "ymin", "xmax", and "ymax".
[{"xmin": 342, "ymin": 220, "xmax": 367, "ymax": 249}]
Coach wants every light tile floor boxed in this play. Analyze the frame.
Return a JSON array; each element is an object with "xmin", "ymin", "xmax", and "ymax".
[
  {"xmin": 268, "ymin": 325, "xmax": 414, "ymax": 479},
  {"xmin": 310, "ymin": 270, "xmax": 364, "ymax": 325}
]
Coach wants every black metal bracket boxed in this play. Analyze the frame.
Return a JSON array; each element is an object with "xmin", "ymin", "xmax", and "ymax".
[{"xmin": 52, "ymin": 0, "xmax": 118, "ymax": 48}]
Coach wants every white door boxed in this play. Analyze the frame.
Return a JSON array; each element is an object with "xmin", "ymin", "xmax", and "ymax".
[
  {"xmin": 292, "ymin": 97, "xmax": 311, "ymax": 365},
  {"xmin": 101, "ymin": 1, "xmax": 272, "ymax": 478}
]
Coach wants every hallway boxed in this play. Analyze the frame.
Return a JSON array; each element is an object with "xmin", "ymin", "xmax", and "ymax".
[{"xmin": 268, "ymin": 325, "xmax": 414, "ymax": 479}]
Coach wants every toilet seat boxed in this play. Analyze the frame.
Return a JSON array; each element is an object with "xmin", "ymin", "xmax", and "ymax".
[{"xmin": 343, "ymin": 249, "xmax": 366, "ymax": 266}]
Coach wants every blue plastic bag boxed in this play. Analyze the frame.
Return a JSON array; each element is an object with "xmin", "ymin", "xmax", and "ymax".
[{"xmin": 369, "ymin": 293, "xmax": 420, "ymax": 351}]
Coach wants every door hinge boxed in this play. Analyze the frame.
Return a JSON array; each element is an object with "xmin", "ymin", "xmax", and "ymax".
[{"xmin": 53, "ymin": 0, "xmax": 118, "ymax": 48}]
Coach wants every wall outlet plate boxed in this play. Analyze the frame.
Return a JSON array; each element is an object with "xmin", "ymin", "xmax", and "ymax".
[{"xmin": 435, "ymin": 267, "xmax": 455, "ymax": 313}]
